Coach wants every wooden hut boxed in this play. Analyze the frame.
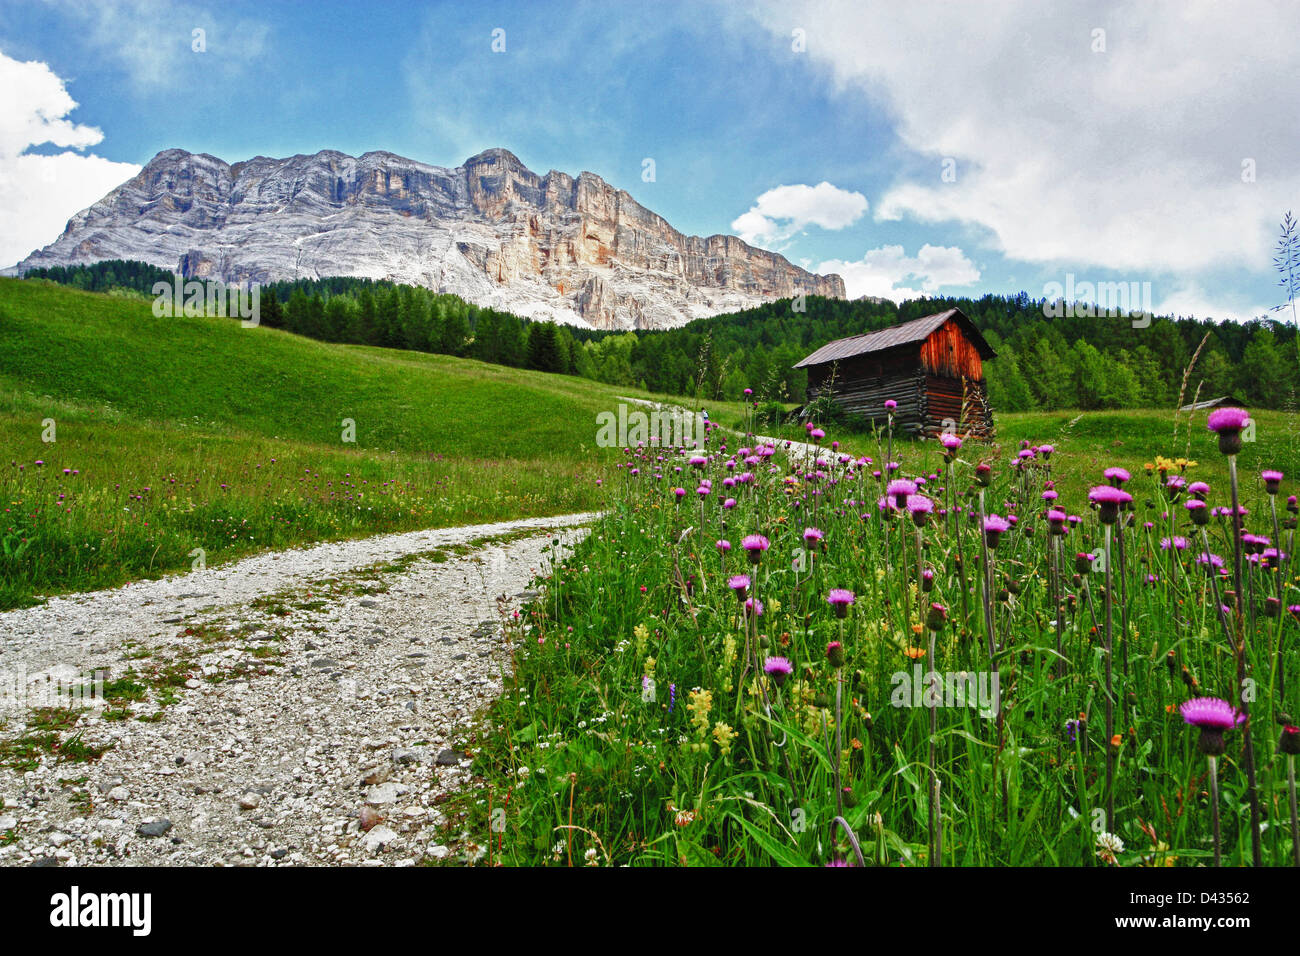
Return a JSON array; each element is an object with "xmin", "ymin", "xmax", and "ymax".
[{"xmin": 794, "ymin": 308, "xmax": 996, "ymax": 437}]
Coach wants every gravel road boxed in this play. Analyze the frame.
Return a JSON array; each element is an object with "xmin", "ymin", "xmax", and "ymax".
[{"xmin": 0, "ymin": 512, "xmax": 597, "ymax": 866}]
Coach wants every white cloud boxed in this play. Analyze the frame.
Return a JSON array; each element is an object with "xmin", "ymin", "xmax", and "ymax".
[
  {"xmin": 1153, "ymin": 282, "xmax": 1271, "ymax": 323},
  {"xmin": 747, "ymin": 1, "xmax": 1300, "ymax": 276},
  {"xmin": 47, "ymin": 0, "xmax": 270, "ymax": 93},
  {"xmin": 0, "ymin": 52, "xmax": 139, "ymax": 268},
  {"xmin": 818, "ymin": 243, "xmax": 980, "ymax": 302},
  {"xmin": 732, "ymin": 181, "xmax": 868, "ymax": 246}
]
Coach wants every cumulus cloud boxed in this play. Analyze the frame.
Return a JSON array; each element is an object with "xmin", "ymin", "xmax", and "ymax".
[
  {"xmin": 747, "ymin": 1, "xmax": 1300, "ymax": 276},
  {"xmin": 818, "ymin": 244, "xmax": 980, "ymax": 302},
  {"xmin": 0, "ymin": 52, "xmax": 139, "ymax": 268},
  {"xmin": 732, "ymin": 181, "xmax": 868, "ymax": 246}
]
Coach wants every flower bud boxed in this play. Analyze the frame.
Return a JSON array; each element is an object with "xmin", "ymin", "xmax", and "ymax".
[
  {"xmin": 1280, "ymin": 725, "xmax": 1300, "ymax": 756},
  {"xmin": 926, "ymin": 602, "xmax": 948, "ymax": 631},
  {"xmin": 1197, "ymin": 726, "xmax": 1227, "ymax": 756}
]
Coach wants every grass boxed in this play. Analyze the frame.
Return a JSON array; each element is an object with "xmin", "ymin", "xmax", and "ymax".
[
  {"xmin": 454, "ymin": 410, "xmax": 1300, "ymax": 866},
  {"xmin": 0, "ymin": 278, "xmax": 733, "ymax": 609}
]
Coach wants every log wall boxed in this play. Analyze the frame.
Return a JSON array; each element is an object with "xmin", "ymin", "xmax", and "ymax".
[{"xmin": 807, "ymin": 351, "xmax": 995, "ymax": 437}]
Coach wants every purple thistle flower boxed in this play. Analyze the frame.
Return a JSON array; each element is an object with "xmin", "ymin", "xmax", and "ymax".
[
  {"xmin": 1088, "ymin": 485, "xmax": 1132, "ymax": 506},
  {"xmin": 763, "ymin": 656, "xmax": 793, "ymax": 687},
  {"xmin": 886, "ymin": 478, "xmax": 917, "ymax": 498},
  {"xmin": 983, "ymin": 514, "xmax": 1010, "ymax": 534},
  {"xmin": 1206, "ymin": 407, "xmax": 1250, "ymax": 434},
  {"xmin": 741, "ymin": 534, "xmax": 769, "ymax": 564},
  {"xmin": 1180, "ymin": 697, "xmax": 1244, "ymax": 730}
]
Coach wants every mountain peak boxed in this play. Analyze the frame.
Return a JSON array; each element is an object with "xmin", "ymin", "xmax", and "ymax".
[
  {"xmin": 463, "ymin": 147, "xmax": 527, "ymax": 168},
  {"xmin": 17, "ymin": 146, "xmax": 845, "ymax": 329}
]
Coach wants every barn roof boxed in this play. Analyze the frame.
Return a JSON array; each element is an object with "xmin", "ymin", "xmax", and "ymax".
[
  {"xmin": 793, "ymin": 308, "xmax": 995, "ymax": 369},
  {"xmin": 1179, "ymin": 395, "xmax": 1246, "ymax": 413}
]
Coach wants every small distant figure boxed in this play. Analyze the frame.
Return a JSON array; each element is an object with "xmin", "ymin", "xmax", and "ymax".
[{"xmin": 701, "ymin": 408, "xmax": 709, "ymax": 422}]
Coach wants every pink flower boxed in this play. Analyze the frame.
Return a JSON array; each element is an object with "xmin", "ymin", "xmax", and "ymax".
[
  {"xmin": 826, "ymin": 588, "xmax": 855, "ymax": 607},
  {"xmin": 1180, "ymin": 697, "xmax": 1244, "ymax": 730},
  {"xmin": 983, "ymin": 515, "xmax": 1010, "ymax": 534},
  {"xmin": 906, "ymin": 494, "xmax": 933, "ymax": 514},
  {"xmin": 1206, "ymin": 407, "xmax": 1250, "ymax": 434},
  {"xmin": 1088, "ymin": 485, "xmax": 1132, "ymax": 506}
]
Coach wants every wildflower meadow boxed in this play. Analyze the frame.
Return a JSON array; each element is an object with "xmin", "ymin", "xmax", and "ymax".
[{"xmin": 464, "ymin": 401, "xmax": 1300, "ymax": 867}]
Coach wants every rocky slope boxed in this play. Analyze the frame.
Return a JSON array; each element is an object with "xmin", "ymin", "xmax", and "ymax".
[{"xmin": 12, "ymin": 147, "xmax": 844, "ymax": 330}]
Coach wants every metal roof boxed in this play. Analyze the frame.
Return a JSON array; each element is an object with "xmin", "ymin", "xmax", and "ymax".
[
  {"xmin": 794, "ymin": 308, "xmax": 992, "ymax": 369},
  {"xmin": 1179, "ymin": 395, "xmax": 1245, "ymax": 412}
]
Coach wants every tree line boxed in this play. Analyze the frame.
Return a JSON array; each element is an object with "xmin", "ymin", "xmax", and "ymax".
[{"xmin": 22, "ymin": 260, "xmax": 1300, "ymax": 411}]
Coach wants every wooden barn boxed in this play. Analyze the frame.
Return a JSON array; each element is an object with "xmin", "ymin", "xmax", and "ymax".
[{"xmin": 794, "ymin": 308, "xmax": 996, "ymax": 437}]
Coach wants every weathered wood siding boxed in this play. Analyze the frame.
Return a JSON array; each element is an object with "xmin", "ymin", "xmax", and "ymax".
[
  {"xmin": 808, "ymin": 359, "xmax": 926, "ymax": 433},
  {"xmin": 807, "ymin": 342, "xmax": 994, "ymax": 437},
  {"xmin": 919, "ymin": 318, "xmax": 984, "ymax": 379},
  {"xmin": 920, "ymin": 373, "xmax": 994, "ymax": 438}
]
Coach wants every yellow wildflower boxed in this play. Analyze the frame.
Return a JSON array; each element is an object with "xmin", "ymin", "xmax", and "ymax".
[
  {"xmin": 712, "ymin": 721, "xmax": 735, "ymax": 755},
  {"xmin": 687, "ymin": 688, "xmax": 713, "ymax": 736}
]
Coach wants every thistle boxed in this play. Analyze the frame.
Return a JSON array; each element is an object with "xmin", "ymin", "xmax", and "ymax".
[
  {"xmin": 1207, "ymin": 407, "xmax": 1263, "ymax": 867},
  {"xmin": 1181, "ymin": 697, "xmax": 1244, "ymax": 867}
]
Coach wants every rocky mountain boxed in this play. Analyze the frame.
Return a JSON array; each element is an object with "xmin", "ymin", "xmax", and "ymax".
[{"xmin": 12, "ymin": 147, "xmax": 844, "ymax": 330}]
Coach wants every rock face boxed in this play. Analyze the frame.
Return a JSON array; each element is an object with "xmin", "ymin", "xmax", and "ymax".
[{"xmin": 13, "ymin": 147, "xmax": 845, "ymax": 330}]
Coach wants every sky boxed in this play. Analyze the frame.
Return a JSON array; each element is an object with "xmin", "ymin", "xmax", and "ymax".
[{"xmin": 1, "ymin": 0, "xmax": 1297, "ymax": 321}]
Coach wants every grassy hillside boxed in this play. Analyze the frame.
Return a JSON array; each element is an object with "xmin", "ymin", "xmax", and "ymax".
[
  {"xmin": 1, "ymin": 278, "xmax": 1294, "ymax": 613},
  {"xmin": 0, "ymin": 279, "xmax": 721, "ymax": 608}
]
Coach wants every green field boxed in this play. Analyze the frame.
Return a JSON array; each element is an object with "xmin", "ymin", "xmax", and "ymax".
[
  {"xmin": 0, "ymin": 279, "xmax": 734, "ymax": 608},
  {"xmin": 2, "ymin": 277, "xmax": 1295, "ymax": 617}
]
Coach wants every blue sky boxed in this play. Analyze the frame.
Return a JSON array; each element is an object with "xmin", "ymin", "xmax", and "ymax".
[{"xmin": 2, "ymin": 0, "xmax": 1297, "ymax": 321}]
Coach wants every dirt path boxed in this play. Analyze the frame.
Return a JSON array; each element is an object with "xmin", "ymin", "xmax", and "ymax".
[{"xmin": 0, "ymin": 512, "xmax": 596, "ymax": 866}]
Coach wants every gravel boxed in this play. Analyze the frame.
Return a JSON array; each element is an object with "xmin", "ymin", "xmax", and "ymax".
[{"xmin": 0, "ymin": 513, "xmax": 594, "ymax": 866}]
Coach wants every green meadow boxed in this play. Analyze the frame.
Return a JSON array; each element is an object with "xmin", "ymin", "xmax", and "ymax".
[{"xmin": 0, "ymin": 279, "xmax": 713, "ymax": 608}]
